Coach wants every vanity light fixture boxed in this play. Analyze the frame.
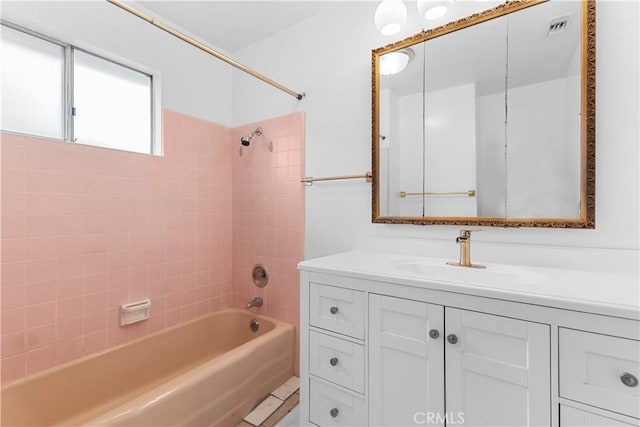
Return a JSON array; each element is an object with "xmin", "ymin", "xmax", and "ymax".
[
  {"xmin": 374, "ymin": 0, "xmax": 408, "ymax": 36},
  {"xmin": 417, "ymin": 0, "xmax": 453, "ymax": 20},
  {"xmin": 379, "ymin": 48, "xmax": 415, "ymax": 75},
  {"xmin": 375, "ymin": 0, "xmax": 454, "ymax": 36}
]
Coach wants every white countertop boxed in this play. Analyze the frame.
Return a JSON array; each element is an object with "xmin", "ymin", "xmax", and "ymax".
[{"xmin": 298, "ymin": 250, "xmax": 640, "ymax": 320}]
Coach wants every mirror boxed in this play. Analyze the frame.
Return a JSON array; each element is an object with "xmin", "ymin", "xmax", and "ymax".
[{"xmin": 372, "ymin": 0, "xmax": 595, "ymax": 228}]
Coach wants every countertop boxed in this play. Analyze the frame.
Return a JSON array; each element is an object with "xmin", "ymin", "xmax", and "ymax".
[{"xmin": 298, "ymin": 250, "xmax": 640, "ymax": 320}]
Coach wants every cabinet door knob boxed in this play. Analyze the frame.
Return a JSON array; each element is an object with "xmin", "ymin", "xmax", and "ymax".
[
  {"xmin": 621, "ymin": 372, "xmax": 638, "ymax": 388},
  {"xmin": 330, "ymin": 306, "xmax": 339, "ymax": 315},
  {"xmin": 329, "ymin": 357, "xmax": 339, "ymax": 366},
  {"xmin": 447, "ymin": 334, "xmax": 458, "ymax": 344},
  {"xmin": 429, "ymin": 329, "xmax": 440, "ymax": 339},
  {"xmin": 330, "ymin": 408, "xmax": 339, "ymax": 418}
]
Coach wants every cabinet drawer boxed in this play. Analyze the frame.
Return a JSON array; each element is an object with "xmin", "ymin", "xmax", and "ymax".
[
  {"xmin": 309, "ymin": 378, "xmax": 367, "ymax": 426},
  {"xmin": 559, "ymin": 328, "xmax": 640, "ymax": 418},
  {"xmin": 309, "ymin": 283, "xmax": 365, "ymax": 339},
  {"xmin": 560, "ymin": 405, "xmax": 639, "ymax": 426},
  {"xmin": 309, "ymin": 330, "xmax": 365, "ymax": 394}
]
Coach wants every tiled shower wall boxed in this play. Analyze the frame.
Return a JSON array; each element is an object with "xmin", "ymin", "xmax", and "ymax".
[
  {"xmin": 231, "ymin": 112, "xmax": 305, "ymax": 373},
  {"xmin": 0, "ymin": 110, "xmax": 305, "ymax": 383},
  {"xmin": 0, "ymin": 111, "xmax": 235, "ymax": 382}
]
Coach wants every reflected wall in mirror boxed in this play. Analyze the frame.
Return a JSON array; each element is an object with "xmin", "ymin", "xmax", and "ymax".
[{"xmin": 372, "ymin": 0, "xmax": 595, "ymax": 228}]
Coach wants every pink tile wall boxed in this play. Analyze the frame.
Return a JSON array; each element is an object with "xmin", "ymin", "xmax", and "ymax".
[
  {"xmin": 231, "ymin": 112, "xmax": 305, "ymax": 374},
  {"xmin": 0, "ymin": 110, "xmax": 234, "ymax": 383}
]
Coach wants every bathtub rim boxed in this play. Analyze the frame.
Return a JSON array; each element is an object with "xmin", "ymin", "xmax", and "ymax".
[
  {"xmin": 1, "ymin": 307, "xmax": 293, "ymax": 390},
  {"xmin": 78, "ymin": 311, "xmax": 295, "ymax": 426}
]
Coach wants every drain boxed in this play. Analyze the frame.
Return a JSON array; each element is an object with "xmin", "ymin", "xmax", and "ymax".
[{"xmin": 250, "ymin": 319, "xmax": 260, "ymax": 332}]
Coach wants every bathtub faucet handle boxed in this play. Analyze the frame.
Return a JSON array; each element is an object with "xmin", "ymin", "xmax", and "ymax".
[{"xmin": 245, "ymin": 297, "xmax": 263, "ymax": 309}]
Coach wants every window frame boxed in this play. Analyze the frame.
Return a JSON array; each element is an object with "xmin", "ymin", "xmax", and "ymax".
[{"xmin": 1, "ymin": 20, "xmax": 162, "ymax": 155}]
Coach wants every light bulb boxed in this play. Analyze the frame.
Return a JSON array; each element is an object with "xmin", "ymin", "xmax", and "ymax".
[
  {"xmin": 417, "ymin": 0, "xmax": 453, "ymax": 20},
  {"xmin": 374, "ymin": 0, "xmax": 407, "ymax": 36},
  {"xmin": 379, "ymin": 49, "xmax": 414, "ymax": 76}
]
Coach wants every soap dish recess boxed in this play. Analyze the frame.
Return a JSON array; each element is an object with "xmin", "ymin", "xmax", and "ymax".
[{"xmin": 120, "ymin": 300, "xmax": 151, "ymax": 326}]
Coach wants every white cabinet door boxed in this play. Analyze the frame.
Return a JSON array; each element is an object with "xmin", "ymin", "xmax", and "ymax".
[
  {"xmin": 369, "ymin": 294, "xmax": 445, "ymax": 426},
  {"xmin": 445, "ymin": 308, "xmax": 551, "ymax": 427}
]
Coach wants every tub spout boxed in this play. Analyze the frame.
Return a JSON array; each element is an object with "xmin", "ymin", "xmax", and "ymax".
[{"xmin": 245, "ymin": 297, "xmax": 263, "ymax": 309}]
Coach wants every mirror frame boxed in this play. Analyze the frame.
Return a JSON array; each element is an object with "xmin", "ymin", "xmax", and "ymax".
[{"xmin": 371, "ymin": 0, "xmax": 595, "ymax": 228}]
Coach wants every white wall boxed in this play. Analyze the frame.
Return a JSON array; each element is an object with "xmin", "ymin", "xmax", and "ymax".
[
  {"xmin": 0, "ymin": 1, "xmax": 233, "ymax": 125},
  {"xmin": 394, "ymin": 84, "xmax": 478, "ymax": 217},
  {"xmin": 476, "ymin": 91, "xmax": 506, "ymax": 217},
  {"xmin": 423, "ymin": 83, "xmax": 477, "ymax": 217},
  {"xmin": 232, "ymin": 1, "xmax": 639, "ymax": 262},
  {"xmin": 506, "ymin": 76, "xmax": 580, "ymax": 218},
  {"xmin": 7, "ymin": 1, "xmax": 635, "ymax": 261},
  {"xmin": 396, "ymin": 91, "xmax": 423, "ymax": 217},
  {"xmin": 378, "ymin": 88, "xmax": 395, "ymax": 215}
]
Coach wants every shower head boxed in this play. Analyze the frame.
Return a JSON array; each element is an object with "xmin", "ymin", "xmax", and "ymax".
[{"xmin": 240, "ymin": 127, "xmax": 263, "ymax": 146}]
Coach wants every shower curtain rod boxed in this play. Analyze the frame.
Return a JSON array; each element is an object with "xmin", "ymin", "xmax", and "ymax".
[{"xmin": 106, "ymin": 0, "xmax": 306, "ymax": 100}]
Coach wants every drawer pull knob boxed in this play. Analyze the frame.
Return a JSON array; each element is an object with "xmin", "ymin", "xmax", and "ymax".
[
  {"xmin": 447, "ymin": 334, "xmax": 458, "ymax": 344},
  {"xmin": 330, "ymin": 408, "xmax": 339, "ymax": 418},
  {"xmin": 429, "ymin": 329, "xmax": 440, "ymax": 339},
  {"xmin": 330, "ymin": 306, "xmax": 339, "ymax": 315},
  {"xmin": 621, "ymin": 372, "xmax": 638, "ymax": 388},
  {"xmin": 330, "ymin": 357, "xmax": 339, "ymax": 366}
]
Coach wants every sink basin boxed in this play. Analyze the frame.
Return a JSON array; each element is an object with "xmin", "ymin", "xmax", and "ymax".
[{"xmin": 390, "ymin": 260, "xmax": 546, "ymax": 286}]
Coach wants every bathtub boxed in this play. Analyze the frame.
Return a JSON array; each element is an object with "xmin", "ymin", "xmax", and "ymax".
[{"xmin": 1, "ymin": 308, "xmax": 295, "ymax": 426}]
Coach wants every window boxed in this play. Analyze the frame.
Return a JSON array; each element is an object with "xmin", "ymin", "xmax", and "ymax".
[
  {"xmin": 0, "ymin": 22, "xmax": 159, "ymax": 155},
  {"xmin": 74, "ymin": 51, "xmax": 152, "ymax": 153},
  {"xmin": 1, "ymin": 25, "xmax": 65, "ymax": 139}
]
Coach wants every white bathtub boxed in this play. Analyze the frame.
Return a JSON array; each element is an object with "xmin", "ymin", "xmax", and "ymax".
[{"xmin": 1, "ymin": 308, "xmax": 295, "ymax": 426}]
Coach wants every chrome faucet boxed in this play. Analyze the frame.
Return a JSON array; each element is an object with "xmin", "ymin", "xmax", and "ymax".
[
  {"xmin": 245, "ymin": 297, "xmax": 263, "ymax": 309},
  {"xmin": 447, "ymin": 230, "xmax": 485, "ymax": 269}
]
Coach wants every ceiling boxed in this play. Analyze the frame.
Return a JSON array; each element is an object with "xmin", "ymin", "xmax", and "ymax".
[{"xmin": 137, "ymin": 1, "xmax": 334, "ymax": 53}]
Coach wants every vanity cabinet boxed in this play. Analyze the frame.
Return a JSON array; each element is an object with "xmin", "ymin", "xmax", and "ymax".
[
  {"xmin": 299, "ymin": 251, "xmax": 640, "ymax": 427},
  {"xmin": 370, "ymin": 295, "xmax": 550, "ymax": 427}
]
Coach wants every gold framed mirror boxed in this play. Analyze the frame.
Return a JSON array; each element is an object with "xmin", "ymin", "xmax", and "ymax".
[{"xmin": 372, "ymin": 0, "xmax": 595, "ymax": 228}]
